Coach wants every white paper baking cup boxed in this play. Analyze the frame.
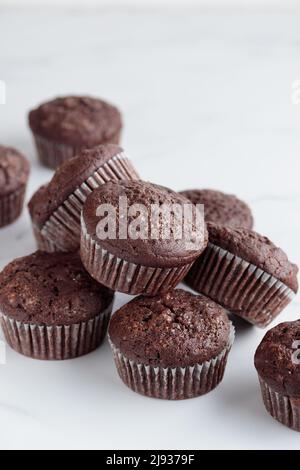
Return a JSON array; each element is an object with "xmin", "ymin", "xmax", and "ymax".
[
  {"xmin": 32, "ymin": 151, "xmax": 139, "ymax": 253},
  {"xmin": 186, "ymin": 242, "xmax": 295, "ymax": 327},
  {"xmin": 0, "ymin": 301, "xmax": 113, "ymax": 360},
  {"xmin": 108, "ymin": 323, "xmax": 234, "ymax": 400},
  {"xmin": 81, "ymin": 217, "xmax": 192, "ymax": 295},
  {"xmin": 258, "ymin": 376, "xmax": 300, "ymax": 431},
  {"xmin": 0, "ymin": 185, "xmax": 26, "ymax": 228}
]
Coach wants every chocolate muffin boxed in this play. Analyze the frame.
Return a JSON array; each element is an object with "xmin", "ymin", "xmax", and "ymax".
[
  {"xmin": 186, "ymin": 224, "xmax": 298, "ymax": 327},
  {"xmin": 108, "ymin": 289, "xmax": 234, "ymax": 399},
  {"xmin": 29, "ymin": 96, "xmax": 122, "ymax": 169},
  {"xmin": 255, "ymin": 321, "xmax": 300, "ymax": 431},
  {"xmin": 28, "ymin": 144, "xmax": 139, "ymax": 252},
  {"xmin": 0, "ymin": 251, "xmax": 114, "ymax": 360},
  {"xmin": 180, "ymin": 189, "xmax": 253, "ymax": 229},
  {"xmin": 28, "ymin": 184, "xmax": 57, "ymax": 252},
  {"xmin": 81, "ymin": 180, "xmax": 208, "ymax": 295},
  {"xmin": 0, "ymin": 145, "xmax": 30, "ymax": 227}
]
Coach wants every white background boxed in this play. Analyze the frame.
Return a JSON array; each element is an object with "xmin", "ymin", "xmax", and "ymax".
[
  {"xmin": 1, "ymin": 2, "xmax": 300, "ymax": 450},
  {"xmin": 2, "ymin": 0, "xmax": 300, "ymax": 7}
]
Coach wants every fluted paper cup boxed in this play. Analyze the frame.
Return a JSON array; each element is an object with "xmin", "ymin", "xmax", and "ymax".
[
  {"xmin": 32, "ymin": 224, "xmax": 58, "ymax": 253},
  {"xmin": 81, "ymin": 217, "xmax": 192, "ymax": 295},
  {"xmin": 33, "ymin": 130, "xmax": 121, "ymax": 169},
  {"xmin": 258, "ymin": 376, "xmax": 300, "ymax": 431},
  {"xmin": 0, "ymin": 301, "xmax": 113, "ymax": 360},
  {"xmin": 31, "ymin": 150, "xmax": 139, "ymax": 253},
  {"xmin": 186, "ymin": 242, "xmax": 295, "ymax": 327},
  {"xmin": 108, "ymin": 324, "xmax": 234, "ymax": 400},
  {"xmin": 0, "ymin": 186, "xmax": 26, "ymax": 228}
]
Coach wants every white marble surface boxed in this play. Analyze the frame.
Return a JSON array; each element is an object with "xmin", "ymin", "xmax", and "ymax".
[{"xmin": 1, "ymin": 5, "xmax": 300, "ymax": 450}]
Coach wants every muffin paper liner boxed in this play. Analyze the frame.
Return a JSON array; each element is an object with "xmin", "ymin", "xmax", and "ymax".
[
  {"xmin": 33, "ymin": 134, "xmax": 81, "ymax": 169},
  {"xmin": 32, "ymin": 224, "xmax": 58, "ymax": 253},
  {"xmin": 108, "ymin": 324, "xmax": 234, "ymax": 400},
  {"xmin": 0, "ymin": 301, "xmax": 113, "ymax": 360},
  {"xmin": 33, "ymin": 151, "xmax": 139, "ymax": 253},
  {"xmin": 32, "ymin": 130, "xmax": 121, "ymax": 169},
  {"xmin": 0, "ymin": 186, "xmax": 26, "ymax": 228},
  {"xmin": 258, "ymin": 377, "xmax": 300, "ymax": 431},
  {"xmin": 81, "ymin": 218, "xmax": 192, "ymax": 295},
  {"xmin": 186, "ymin": 242, "xmax": 295, "ymax": 327}
]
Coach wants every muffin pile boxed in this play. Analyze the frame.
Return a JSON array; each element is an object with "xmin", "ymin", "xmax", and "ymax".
[{"xmin": 0, "ymin": 95, "xmax": 299, "ymax": 430}]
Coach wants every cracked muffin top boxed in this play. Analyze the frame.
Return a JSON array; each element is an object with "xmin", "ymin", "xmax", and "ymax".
[
  {"xmin": 108, "ymin": 289, "xmax": 232, "ymax": 367},
  {"xmin": 255, "ymin": 320, "xmax": 300, "ymax": 397},
  {"xmin": 0, "ymin": 145, "xmax": 30, "ymax": 196},
  {"xmin": 28, "ymin": 144, "xmax": 127, "ymax": 229},
  {"xmin": 180, "ymin": 188, "xmax": 253, "ymax": 229},
  {"xmin": 208, "ymin": 223, "xmax": 298, "ymax": 293},
  {"xmin": 28, "ymin": 96, "xmax": 122, "ymax": 146},
  {"xmin": 0, "ymin": 251, "xmax": 113, "ymax": 325},
  {"xmin": 82, "ymin": 180, "xmax": 208, "ymax": 268}
]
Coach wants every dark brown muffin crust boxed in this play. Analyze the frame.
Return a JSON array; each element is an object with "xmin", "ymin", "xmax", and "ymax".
[
  {"xmin": 0, "ymin": 145, "xmax": 30, "ymax": 196},
  {"xmin": 109, "ymin": 289, "xmax": 231, "ymax": 368},
  {"xmin": 208, "ymin": 223, "xmax": 298, "ymax": 292},
  {"xmin": 82, "ymin": 180, "xmax": 208, "ymax": 268},
  {"xmin": 28, "ymin": 183, "xmax": 48, "ymax": 218},
  {"xmin": 180, "ymin": 189, "xmax": 253, "ymax": 229},
  {"xmin": 28, "ymin": 96, "xmax": 122, "ymax": 147},
  {"xmin": 0, "ymin": 251, "xmax": 113, "ymax": 325},
  {"xmin": 255, "ymin": 321, "xmax": 300, "ymax": 397},
  {"xmin": 28, "ymin": 144, "xmax": 124, "ymax": 229}
]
